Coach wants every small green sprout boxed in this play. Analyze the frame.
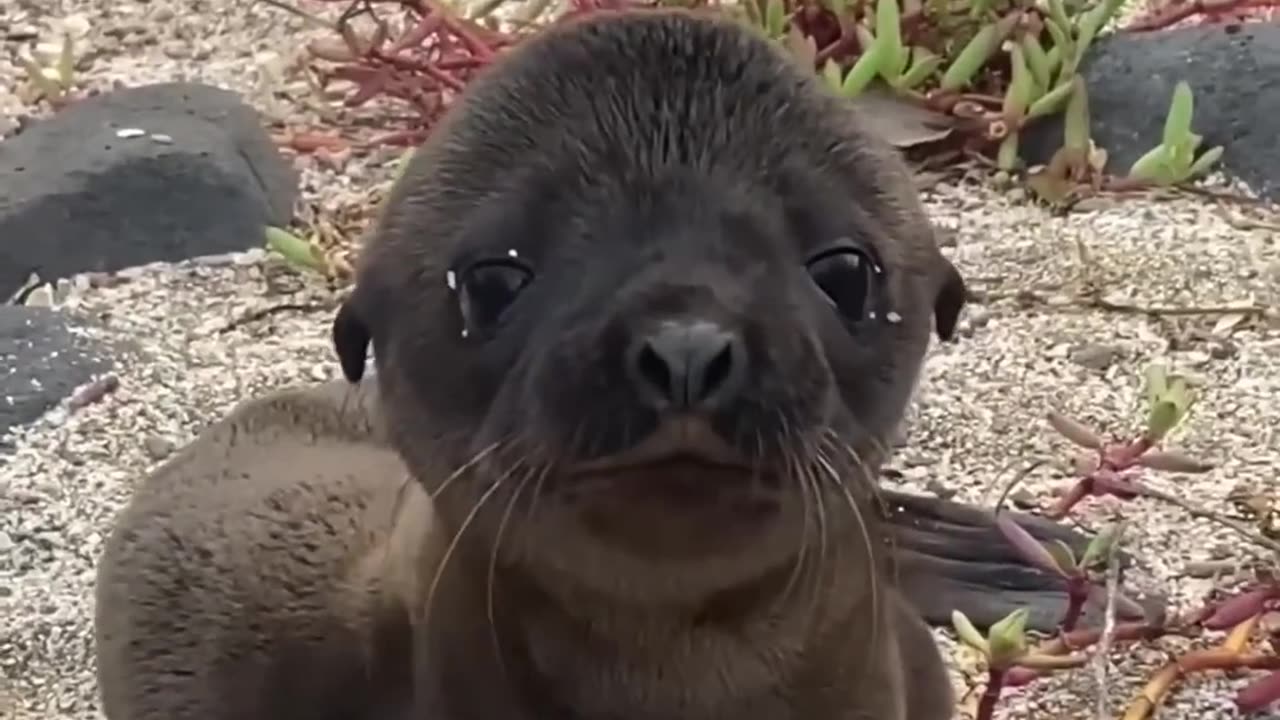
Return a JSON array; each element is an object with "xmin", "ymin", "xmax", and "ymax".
[{"xmin": 952, "ymin": 607, "xmax": 1085, "ymax": 720}]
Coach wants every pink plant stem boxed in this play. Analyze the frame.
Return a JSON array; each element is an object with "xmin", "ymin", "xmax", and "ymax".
[
  {"xmin": 976, "ymin": 668, "xmax": 1006, "ymax": 720},
  {"xmin": 1061, "ymin": 589, "xmax": 1086, "ymax": 633}
]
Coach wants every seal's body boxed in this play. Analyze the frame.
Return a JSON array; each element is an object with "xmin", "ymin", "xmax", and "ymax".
[{"xmin": 95, "ymin": 8, "xmax": 966, "ymax": 719}]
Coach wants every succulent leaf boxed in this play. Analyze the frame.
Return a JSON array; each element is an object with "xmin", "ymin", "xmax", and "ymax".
[
  {"xmin": 895, "ymin": 47, "xmax": 942, "ymax": 89},
  {"xmin": 57, "ymin": 33, "xmax": 76, "ymax": 88},
  {"xmin": 1027, "ymin": 77, "xmax": 1075, "ymax": 119},
  {"xmin": 997, "ymin": 513, "xmax": 1067, "ymax": 576},
  {"xmin": 822, "ymin": 58, "xmax": 845, "ymax": 92},
  {"xmin": 1045, "ymin": 539, "xmax": 1078, "ymax": 575},
  {"xmin": 1003, "ymin": 45, "xmax": 1035, "ymax": 116},
  {"xmin": 939, "ymin": 15, "xmax": 1015, "ymax": 92},
  {"xmin": 1144, "ymin": 364, "xmax": 1170, "ymax": 406},
  {"xmin": 1204, "ymin": 588, "xmax": 1271, "ymax": 630},
  {"xmin": 997, "ymin": 133, "xmax": 1021, "ymax": 171},
  {"xmin": 766, "ymin": 0, "xmax": 787, "ymax": 38},
  {"xmin": 1080, "ymin": 521, "xmax": 1125, "ymax": 570},
  {"xmin": 1021, "ymin": 35, "xmax": 1052, "ymax": 93},
  {"xmin": 987, "ymin": 608, "xmax": 1030, "ymax": 667},
  {"xmin": 1186, "ymin": 145, "xmax": 1225, "ymax": 179},
  {"xmin": 1047, "ymin": 410, "xmax": 1103, "ymax": 449},
  {"xmin": 875, "ymin": 0, "xmax": 905, "ymax": 80},
  {"xmin": 1062, "ymin": 76, "xmax": 1090, "ymax": 152},
  {"xmin": 1128, "ymin": 144, "xmax": 1174, "ymax": 183},
  {"xmin": 19, "ymin": 55, "xmax": 63, "ymax": 99},
  {"xmin": 1137, "ymin": 450, "xmax": 1214, "ymax": 473},
  {"xmin": 841, "ymin": 41, "xmax": 885, "ymax": 98},
  {"xmin": 951, "ymin": 610, "xmax": 990, "ymax": 653},
  {"xmin": 1145, "ymin": 400, "xmax": 1180, "ymax": 441},
  {"xmin": 1163, "ymin": 81, "xmax": 1195, "ymax": 149},
  {"xmin": 265, "ymin": 226, "xmax": 328, "ymax": 273},
  {"xmin": 1236, "ymin": 669, "xmax": 1280, "ymax": 714}
]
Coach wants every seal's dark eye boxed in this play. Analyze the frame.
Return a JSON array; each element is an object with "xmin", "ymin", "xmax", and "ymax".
[
  {"xmin": 806, "ymin": 247, "xmax": 878, "ymax": 322},
  {"xmin": 457, "ymin": 259, "xmax": 533, "ymax": 334}
]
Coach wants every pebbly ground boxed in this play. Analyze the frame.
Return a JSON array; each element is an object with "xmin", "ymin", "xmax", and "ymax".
[{"xmin": 3, "ymin": 1, "xmax": 1280, "ymax": 719}]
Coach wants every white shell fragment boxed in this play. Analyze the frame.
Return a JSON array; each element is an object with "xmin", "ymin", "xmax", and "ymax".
[
  {"xmin": 445, "ymin": 270, "xmax": 457, "ymax": 290},
  {"xmin": 115, "ymin": 128, "xmax": 146, "ymax": 139},
  {"xmin": 886, "ymin": 311, "xmax": 902, "ymax": 324}
]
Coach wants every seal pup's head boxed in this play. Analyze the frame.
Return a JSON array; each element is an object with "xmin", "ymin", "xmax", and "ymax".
[{"xmin": 333, "ymin": 8, "xmax": 965, "ymax": 607}]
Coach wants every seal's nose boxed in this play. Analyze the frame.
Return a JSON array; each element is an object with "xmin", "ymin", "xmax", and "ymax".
[{"xmin": 627, "ymin": 320, "xmax": 746, "ymax": 411}]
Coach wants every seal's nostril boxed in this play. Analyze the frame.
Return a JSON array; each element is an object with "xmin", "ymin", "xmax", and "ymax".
[
  {"xmin": 627, "ymin": 321, "xmax": 745, "ymax": 411},
  {"xmin": 700, "ymin": 341, "xmax": 735, "ymax": 401},
  {"xmin": 635, "ymin": 343, "xmax": 674, "ymax": 402}
]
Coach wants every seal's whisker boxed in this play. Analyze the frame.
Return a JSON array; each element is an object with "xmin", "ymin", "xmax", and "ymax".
[
  {"xmin": 375, "ymin": 471, "xmax": 417, "ymax": 591},
  {"xmin": 429, "ymin": 440, "xmax": 502, "ymax": 501},
  {"xmin": 800, "ymin": 438, "xmax": 832, "ymax": 629},
  {"xmin": 421, "ymin": 457, "xmax": 519, "ymax": 631},
  {"xmin": 816, "ymin": 435, "xmax": 884, "ymax": 677},
  {"xmin": 821, "ymin": 428, "xmax": 897, "ymax": 554},
  {"xmin": 776, "ymin": 439, "xmax": 812, "ymax": 610},
  {"xmin": 820, "ymin": 429, "xmax": 891, "ymax": 507},
  {"xmin": 775, "ymin": 420, "xmax": 817, "ymax": 612},
  {"xmin": 487, "ymin": 460, "xmax": 538, "ymax": 688}
]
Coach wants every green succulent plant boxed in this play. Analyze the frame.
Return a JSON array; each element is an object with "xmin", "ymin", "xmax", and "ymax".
[
  {"xmin": 1142, "ymin": 363, "xmax": 1196, "ymax": 442},
  {"xmin": 264, "ymin": 226, "xmax": 329, "ymax": 275},
  {"xmin": 1128, "ymin": 82, "xmax": 1225, "ymax": 186},
  {"xmin": 994, "ymin": 0, "xmax": 1127, "ymax": 171},
  {"xmin": 19, "ymin": 32, "xmax": 78, "ymax": 103},
  {"xmin": 820, "ymin": 0, "xmax": 944, "ymax": 98}
]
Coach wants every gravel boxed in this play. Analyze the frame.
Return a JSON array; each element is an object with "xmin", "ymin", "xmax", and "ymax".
[{"xmin": 3, "ymin": 1, "xmax": 1280, "ymax": 718}]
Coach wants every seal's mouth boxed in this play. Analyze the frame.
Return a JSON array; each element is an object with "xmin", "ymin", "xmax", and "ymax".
[
  {"xmin": 563, "ymin": 416, "xmax": 764, "ymax": 504},
  {"xmin": 566, "ymin": 416, "xmax": 754, "ymax": 477},
  {"xmin": 552, "ymin": 417, "xmax": 780, "ymax": 560}
]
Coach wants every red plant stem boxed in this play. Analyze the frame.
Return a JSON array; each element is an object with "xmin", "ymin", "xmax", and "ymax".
[
  {"xmin": 435, "ymin": 56, "xmax": 487, "ymax": 71},
  {"xmin": 1061, "ymin": 587, "xmax": 1087, "ymax": 633},
  {"xmin": 1040, "ymin": 621, "xmax": 1171, "ymax": 656},
  {"xmin": 370, "ymin": 51, "xmax": 467, "ymax": 91},
  {"xmin": 1046, "ymin": 478, "xmax": 1091, "ymax": 518},
  {"xmin": 1123, "ymin": 0, "xmax": 1280, "ymax": 31},
  {"xmin": 1124, "ymin": 436, "xmax": 1154, "ymax": 464},
  {"xmin": 388, "ymin": 13, "xmax": 444, "ymax": 53},
  {"xmin": 976, "ymin": 668, "xmax": 1006, "ymax": 720},
  {"xmin": 428, "ymin": 1, "xmax": 501, "ymax": 60}
]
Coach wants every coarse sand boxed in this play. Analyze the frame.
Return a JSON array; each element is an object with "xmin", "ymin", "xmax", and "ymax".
[{"xmin": 2, "ymin": 1, "xmax": 1279, "ymax": 718}]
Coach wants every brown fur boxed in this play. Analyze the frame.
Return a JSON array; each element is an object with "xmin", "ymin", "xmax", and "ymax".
[{"xmin": 95, "ymin": 8, "xmax": 963, "ymax": 720}]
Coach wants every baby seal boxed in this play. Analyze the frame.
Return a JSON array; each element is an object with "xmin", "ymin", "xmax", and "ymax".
[{"xmin": 95, "ymin": 7, "xmax": 966, "ymax": 720}]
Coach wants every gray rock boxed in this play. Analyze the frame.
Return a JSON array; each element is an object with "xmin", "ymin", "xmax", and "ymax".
[
  {"xmin": 1022, "ymin": 23, "xmax": 1280, "ymax": 200},
  {"xmin": 143, "ymin": 434, "xmax": 176, "ymax": 461},
  {"xmin": 0, "ymin": 82, "xmax": 297, "ymax": 299},
  {"xmin": 0, "ymin": 306, "xmax": 111, "ymax": 442},
  {"xmin": 1070, "ymin": 341, "xmax": 1124, "ymax": 370}
]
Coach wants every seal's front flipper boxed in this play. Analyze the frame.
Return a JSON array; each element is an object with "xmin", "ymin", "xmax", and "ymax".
[{"xmin": 879, "ymin": 489, "xmax": 1149, "ymax": 633}]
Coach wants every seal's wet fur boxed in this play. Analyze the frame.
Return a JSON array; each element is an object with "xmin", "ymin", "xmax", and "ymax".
[{"xmin": 96, "ymin": 8, "xmax": 965, "ymax": 720}]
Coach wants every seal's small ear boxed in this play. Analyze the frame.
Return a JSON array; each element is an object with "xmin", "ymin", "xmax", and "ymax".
[
  {"xmin": 332, "ymin": 291, "xmax": 371, "ymax": 383},
  {"xmin": 933, "ymin": 259, "xmax": 967, "ymax": 342}
]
